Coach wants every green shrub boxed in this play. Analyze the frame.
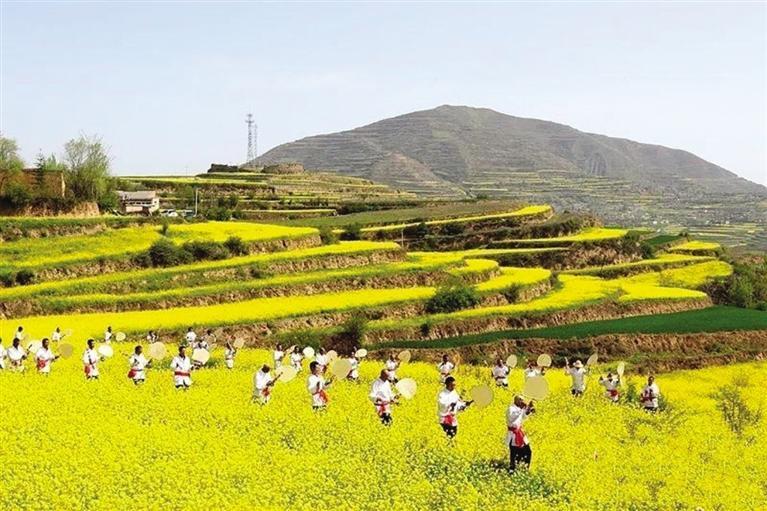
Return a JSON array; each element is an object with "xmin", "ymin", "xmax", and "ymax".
[
  {"xmin": 714, "ymin": 384, "xmax": 762, "ymax": 438},
  {"xmin": 341, "ymin": 223, "xmax": 362, "ymax": 241},
  {"xmin": 205, "ymin": 207, "xmax": 233, "ymax": 221},
  {"xmin": 724, "ymin": 260, "xmax": 767, "ymax": 310},
  {"xmin": 181, "ymin": 240, "xmax": 229, "ymax": 261},
  {"xmin": 249, "ymin": 267, "xmax": 269, "ymax": 279},
  {"xmin": 5, "ymin": 182, "xmax": 32, "ymax": 206},
  {"xmin": 148, "ymin": 239, "xmax": 191, "ymax": 267},
  {"xmin": 329, "ymin": 314, "xmax": 368, "ymax": 353},
  {"xmin": 426, "ymin": 281, "xmax": 480, "ymax": 314},
  {"xmin": 502, "ymin": 285, "xmax": 522, "ymax": 303},
  {"xmin": 223, "ymin": 236, "xmax": 248, "ymax": 255},
  {"xmin": 404, "ymin": 222, "xmax": 429, "ymax": 238},
  {"xmin": 131, "ymin": 251, "xmax": 153, "ymax": 268},
  {"xmin": 319, "ymin": 226, "xmax": 338, "ymax": 245},
  {"xmin": 442, "ymin": 222, "xmax": 464, "ymax": 236},
  {"xmin": 14, "ymin": 269, "xmax": 35, "ymax": 285},
  {"xmin": 0, "ymin": 270, "xmax": 16, "ymax": 287}
]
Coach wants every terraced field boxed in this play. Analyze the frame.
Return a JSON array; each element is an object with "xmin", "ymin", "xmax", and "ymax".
[
  {"xmin": 0, "ymin": 204, "xmax": 736, "ymax": 362},
  {"xmin": 122, "ymin": 170, "xmax": 418, "ymax": 219},
  {"xmin": 0, "ymin": 221, "xmax": 318, "ymax": 274}
]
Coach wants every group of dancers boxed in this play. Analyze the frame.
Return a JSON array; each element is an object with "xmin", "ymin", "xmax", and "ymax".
[{"xmin": 1, "ymin": 325, "xmax": 662, "ymax": 472}]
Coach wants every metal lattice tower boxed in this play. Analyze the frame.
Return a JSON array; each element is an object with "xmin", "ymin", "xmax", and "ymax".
[{"xmin": 245, "ymin": 113, "xmax": 257, "ymax": 163}]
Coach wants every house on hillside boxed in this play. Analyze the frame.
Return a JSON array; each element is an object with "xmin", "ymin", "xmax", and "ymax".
[{"xmin": 117, "ymin": 190, "xmax": 160, "ymax": 214}]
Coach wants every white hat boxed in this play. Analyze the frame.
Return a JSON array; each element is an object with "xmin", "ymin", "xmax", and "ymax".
[{"xmin": 573, "ymin": 360, "xmax": 584, "ymax": 368}]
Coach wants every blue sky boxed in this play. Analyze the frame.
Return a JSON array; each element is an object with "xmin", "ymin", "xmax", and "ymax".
[{"xmin": 1, "ymin": 1, "xmax": 765, "ymax": 184}]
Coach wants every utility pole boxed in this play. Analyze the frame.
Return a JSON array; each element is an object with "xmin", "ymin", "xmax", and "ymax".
[{"xmin": 246, "ymin": 113, "xmax": 257, "ymax": 163}]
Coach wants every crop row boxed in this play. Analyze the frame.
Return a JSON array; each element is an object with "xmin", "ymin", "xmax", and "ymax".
[
  {"xmin": 5, "ymin": 261, "xmax": 727, "ymax": 343},
  {"xmin": 491, "ymin": 227, "xmax": 628, "ymax": 247},
  {"xmin": 0, "ymin": 222, "xmax": 318, "ymax": 273},
  {"xmin": 6, "ymin": 257, "xmax": 503, "ymax": 316},
  {"xmin": 560, "ymin": 253, "xmax": 714, "ymax": 278},
  {"xmin": 0, "ymin": 241, "xmax": 404, "ymax": 301},
  {"xmin": 355, "ymin": 205, "xmax": 552, "ymax": 233}
]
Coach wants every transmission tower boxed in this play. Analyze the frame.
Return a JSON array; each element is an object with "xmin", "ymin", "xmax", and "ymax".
[{"xmin": 245, "ymin": 113, "xmax": 257, "ymax": 163}]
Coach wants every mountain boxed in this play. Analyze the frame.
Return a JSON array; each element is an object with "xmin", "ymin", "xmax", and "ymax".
[{"xmin": 252, "ymin": 105, "xmax": 766, "ymax": 225}]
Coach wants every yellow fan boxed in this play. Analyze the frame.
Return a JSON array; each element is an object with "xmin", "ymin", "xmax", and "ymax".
[
  {"xmin": 326, "ymin": 350, "xmax": 338, "ymax": 363},
  {"xmin": 115, "ymin": 332, "xmax": 127, "ymax": 342},
  {"xmin": 27, "ymin": 341, "xmax": 42, "ymax": 354},
  {"xmin": 523, "ymin": 375, "xmax": 549, "ymax": 401},
  {"xmin": 397, "ymin": 350, "xmax": 412, "ymax": 364},
  {"xmin": 303, "ymin": 346, "xmax": 315, "ymax": 358},
  {"xmin": 330, "ymin": 358, "xmax": 353, "ymax": 379},
  {"xmin": 274, "ymin": 365, "xmax": 297, "ymax": 383},
  {"xmin": 395, "ymin": 378, "xmax": 417, "ymax": 399},
  {"xmin": 192, "ymin": 349, "xmax": 210, "ymax": 365},
  {"xmin": 355, "ymin": 348, "xmax": 368, "ymax": 358},
  {"xmin": 536, "ymin": 354, "xmax": 552, "ymax": 368},
  {"xmin": 505, "ymin": 354, "xmax": 518, "ymax": 368},
  {"xmin": 97, "ymin": 344, "xmax": 114, "ymax": 358},
  {"xmin": 148, "ymin": 342, "xmax": 167, "ymax": 359},
  {"xmin": 59, "ymin": 343, "xmax": 74, "ymax": 359},
  {"xmin": 587, "ymin": 353, "xmax": 599, "ymax": 367},
  {"xmin": 616, "ymin": 361, "xmax": 626, "ymax": 377},
  {"xmin": 469, "ymin": 385, "xmax": 494, "ymax": 409}
]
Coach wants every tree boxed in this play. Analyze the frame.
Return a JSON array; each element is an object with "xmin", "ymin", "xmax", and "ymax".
[
  {"xmin": 63, "ymin": 135, "xmax": 112, "ymax": 202},
  {"xmin": 35, "ymin": 152, "xmax": 67, "ymax": 172},
  {"xmin": 0, "ymin": 135, "xmax": 24, "ymax": 193}
]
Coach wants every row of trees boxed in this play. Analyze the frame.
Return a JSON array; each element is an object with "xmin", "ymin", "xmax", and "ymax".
[{"xmin": 0, "ymin": 134, "xmax": 117, "ymax": 209}]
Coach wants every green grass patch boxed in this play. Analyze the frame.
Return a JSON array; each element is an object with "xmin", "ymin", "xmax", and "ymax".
[
  {"xmin": 275, "ymin": 200, "xmax": 526, "ymax": 228},
  {"xmin": 374, "ymin": 306, "xmax": 767, "ymax": 349}
]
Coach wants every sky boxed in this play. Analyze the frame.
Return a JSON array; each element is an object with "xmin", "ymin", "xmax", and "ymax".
[{"xmin": 1, "ymin": 1, "xmax": 765, "ymax": 185}]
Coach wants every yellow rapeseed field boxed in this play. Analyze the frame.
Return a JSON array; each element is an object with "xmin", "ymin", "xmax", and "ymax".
[
  {"xmin": 502, "ymin": 227, "xmax": 628, "ymax": 245},
  {"xmin": 0, "ymin": 348, "xmax": 764, "ymax": 510},
  {"xmin": 670, "ymin": 240, "xmax": 722, "ymax": 252},
  {"xmin": 0, "ymin": 222, "xmax": 317, "ymax": 271}
]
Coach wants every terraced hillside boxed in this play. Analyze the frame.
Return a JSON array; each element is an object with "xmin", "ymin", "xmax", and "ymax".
[
  {"xmin": 122, "ymin": 170, "xmax": 418, "ymax": 220},
  {"xmin": 252, "ymin": 105, "xmax": 767, "ymax": 245},
  {"xmin": 1, "ymin": 203, "xmax": 755, "ymax": 369}
]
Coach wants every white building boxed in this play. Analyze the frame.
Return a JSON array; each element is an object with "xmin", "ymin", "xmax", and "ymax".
[{"xmin": 117, "ymin": 190, "xmax": 160, "ymax": 214}]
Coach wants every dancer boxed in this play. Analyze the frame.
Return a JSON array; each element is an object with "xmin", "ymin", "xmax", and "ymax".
[
  {"xmin": 436, "ymin": 376, "xmax": 472, "ymax": 438},
  {"xmin": 523, "ymin": 361, "xmax": 544, "ymax": 381},
  {"xmin": 170, "ymin": 345, "xmax": 193, "ymax": 389},
  {"xmin": 273, "ymin": 343, "xmax": 284, "ymax": 369},
  {"xmin": 437, "ymin": 354, "xmax": 454, "ymax": 384},
  {"xmin": 82, "ymin": 339, "xmax": 102, "ymax": 380},
  {"xmin": 641, "ymin": 375, "xmax": 661, "ymax": 412},
  {"xmin": 599, "ymin": 371, "xmax": 621, "ymax": 403},
  {"xmin": 385, "ymin": 354, "xmax": 399, "ymax": 382},
  {"xmin": 492, "ymin": 358, "xmax": 510, "ymax": 387},
  {"xmin": 7, "ymin": 338, "xmax": 27, "ymax": 371},
  {"xmin": 564, "ymin": 358, "xmax": 588, "ymax": 397},
  {"xmin": 253, "ymin": 365, "xmax": 276, "ymax": 404},
  {"xmin": 35, "ymin": 338, "xmax": 59, "ymax": 375},
  {"xmin": 224, "ymin": 341, "xmax": 237, "ymax": 369},
  {"xmin": 307, "ymin": 361, "xmax": 332, "ymax": 410},
  {"xmin": 347, "ymin": 351, "xmax": 360, "ymax": 382},
  {"xmin": 370, "ymin": 369, "xmax": 397, "ymax": 425},
  {"xmin": 290, "ymin": 346, "xmax": 304, "ymax": 372},
  {"xmin": 506, "ymin": 395, "xmax": 535, "ymax": 472},
  {"xmin": 128, "ymin": 345, "xmax": 150, "ymax": 385}
]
